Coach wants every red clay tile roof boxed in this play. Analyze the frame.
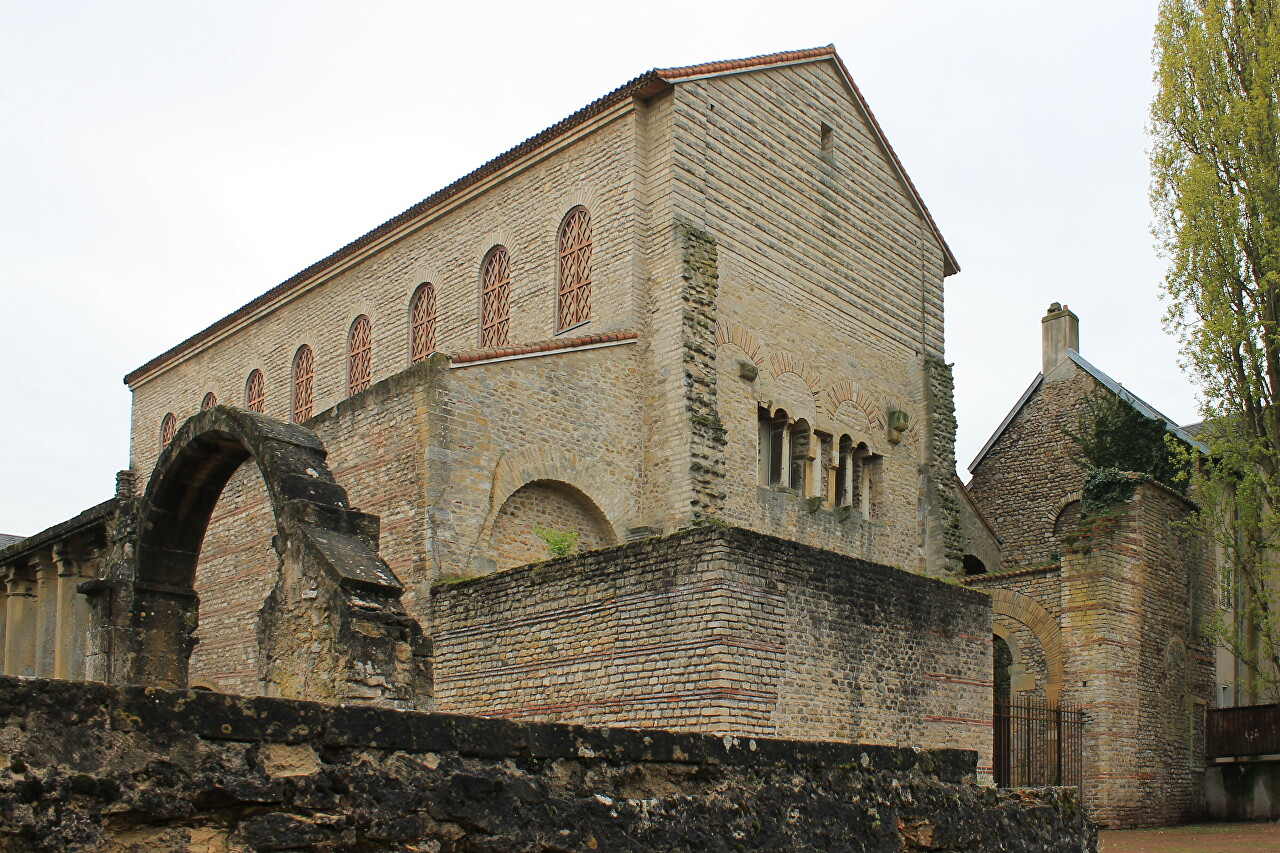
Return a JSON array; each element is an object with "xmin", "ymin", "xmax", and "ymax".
[
  {"xmin": 125, "ymin": 46, "xmax": 955, "ymax": 387},
  {"xmin": 449, "ymin": 331, "xmax": 638, "ymax": 365}
]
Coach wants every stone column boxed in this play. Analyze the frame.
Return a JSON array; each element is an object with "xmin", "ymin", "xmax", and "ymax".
[
  {"xmin": 33, "ymin": 551, "xmax": 58, "ymax": 677},
  {"xmin": 52, "ymin": 544, "xmax": 95, "ymax": 680},
  {"xmin": 3, "ymin": 567, "xmax": 38, "ymax": 676}
]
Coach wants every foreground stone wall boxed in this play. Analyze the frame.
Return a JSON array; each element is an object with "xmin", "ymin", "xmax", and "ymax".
[
  {"xmin": 431, "ymin": 527, "xmax": 993, "ymax": 765},
  {"xmin": 0, "ymin": 676, "xmax": 1094, "ymax": 853}
]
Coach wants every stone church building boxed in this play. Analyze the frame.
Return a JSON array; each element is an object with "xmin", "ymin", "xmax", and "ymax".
[{"xmin": 0, "ymin": 46, "xmax": 1219, "ymax": 827}]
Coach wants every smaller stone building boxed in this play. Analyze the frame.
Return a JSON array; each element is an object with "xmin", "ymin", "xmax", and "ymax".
[{"xmin": 962, "ymin": 304, "xmax": 1216, "ymax": 827}]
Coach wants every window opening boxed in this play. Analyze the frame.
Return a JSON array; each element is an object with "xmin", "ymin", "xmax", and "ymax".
[
  {"xmin": 480, "ymin": 247, "xmax": 511, "ymax": 348},
  {"xmin": 347, "ymin": 315, "xmax": 372, "ymax": 395},
  {"xmin": 201, "ymin": 392, "xmax": 217, "ymax": 410},
  {"xmin": 244, "ymin": 370, "xmax": 265, "ymax": 414},
  {"xmin": 292, "ymin": 345, "xmax": 314, "ymax": 424},
  {"xmin": 789, "ymin": 419, "xmax": 811, "ymax": 493},
  {"xmin": 758, "ymin": 406, "xmax": 788, "ymax": 486},
  {"xmin": 836, "ymin": 435, "xmax": 853, "ymax": 506},
  {"xmin": 820, "ymin": 122, "xmax": 834, "ymax": 163},
  {"xmin": 964, "ymin": 554, "xmax": 988, "ymax": 576},
  {"xmin": 557, "ymin": 207, "xmax": 592, "ymax": 330},
  {"xmin": 160, "ymin": 413, "xmax": 177, "ymax": 449},
  {"xmin": 409, "ymin": 283, "xmax": 437, "ymax": 364}
]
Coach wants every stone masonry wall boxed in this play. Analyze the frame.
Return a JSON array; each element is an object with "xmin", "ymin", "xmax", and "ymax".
[
  {"xmin": 967, "ymin": 363, "xmax": 1097, "ymax": 568},
  {"xmin": 185, "ymin": 341, "xmax": 646, "ymax": 694},
  {"xmin": 1057, "ymin": 482, "xmax": 1215, "ymax": 827},
  {"xmin": 0, "ymin": 676, "xmax": 1095, "ymax": 853},
  {"xmin": 430, "ymin": 527, "xmax": 993, "ymax": 766},
  {"xmin": 677, "ymin": 61, "xmax": 950, "ymax": 573},
  {"xmin": 127, "ymin": 105, "xmax": 644, "ymax": 493}
]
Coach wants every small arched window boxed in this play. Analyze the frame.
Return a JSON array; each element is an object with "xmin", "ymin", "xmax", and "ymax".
[
  {"xmin": 292, "ymin": 344, "xmax": 314, "ymax": 424},
  {"xmin": 347, "ymin": 315, "xmax": 372, "ymax": 395},
  {"xmin": 409, "ymin": 283, "xmax": 437, "ymax": 364},
  {"xmin": 758, "ymin": 406, "xmax": 788, "ymax": 486},
  {"xmin": 201, "ymin": 392, "xmax": 217, "ymax": 410},
  {"xmin": 480, "ymin": 246, "xmax": 511, "ymax": 348},
  {"xmin": 244, "ymin": 369, "xmax": 265, "ymax": 413},
  {"xmin": 557, "ymin": 207, "xmax": 592, "ymax": 331},
  {"xmin": 160, "ymin": 413, "xmax": 177, "ymax": 449},
  {"xmin": 789, "ymin": 419, "xmax": 812, "ymax": 493}
]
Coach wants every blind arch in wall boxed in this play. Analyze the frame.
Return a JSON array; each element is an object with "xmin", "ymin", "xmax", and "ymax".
[
  {"xmin": 480, "ymin": 246, "xmax": 511, "ymax": 348},
  {"xmin": 557, "ymin": 207, "xmax": 592, "ymax": 330},
  {"xmin": 410, "ymin": 283, "xmax": 436, "ymax": 363},
  {"xmin": 292, "ymin": 345, "xmax": 314, "ymax": 424},
  {"xmin": 347, "ymin": 314, "xmax": 372, "ymax": 395},
  {"xmin": 244, "ymin": 369, "xmax": 266, "ymax": 413}
]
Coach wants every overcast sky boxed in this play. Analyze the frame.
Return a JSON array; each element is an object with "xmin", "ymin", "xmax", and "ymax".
[{"xmin": 0, "ymin": 1, "xmax": 1195, "ymax": 536}]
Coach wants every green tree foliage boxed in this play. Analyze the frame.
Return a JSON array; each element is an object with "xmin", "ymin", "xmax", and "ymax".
[
  {"xmin": 1068, "ymin": 390, "xmax": 1190, "ymax": 498},
  {"xmin": 1151, "ymin": 0, "xmax": 1280, "ymax": 699}
]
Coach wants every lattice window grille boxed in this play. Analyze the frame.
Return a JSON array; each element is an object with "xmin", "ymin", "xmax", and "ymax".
[
  {"xmin": 244, "ymin": 370, "xmax": 266, "ymax": 413},
  {"xmin": 160, "ymin": 413, "xmax": 177, "ymax": 448},
  {"xmin": 347, "ymin": 315, "xmax": 372, "ymax": 395},
  {"xmin": 292, "ymin": 345, "xmax": 314, "ymax": 424},
  {"xmin": 201, "ymin": 392, "xmax": 217, "ymax": 410},
  {"xmin": 480, "ymin": 248, "xmax": 511, "ymax": 348},
  {"xmin": 558, "ymin": 208, "xmax": 592, "ymax": 330},
  {"xmin": 410, "ymin": 283, "xmax": 437, "ymax": 363}
]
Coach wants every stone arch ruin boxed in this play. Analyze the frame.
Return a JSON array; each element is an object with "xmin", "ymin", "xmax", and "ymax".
[{"xmin": 83, "ymin": 406, "xmax": 429, "ymax": 707}]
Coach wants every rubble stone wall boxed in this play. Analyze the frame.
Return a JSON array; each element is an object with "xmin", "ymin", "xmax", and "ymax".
[{"xmin": 0, "ymin": 676, "xmax": 1095, "ymax": 853}]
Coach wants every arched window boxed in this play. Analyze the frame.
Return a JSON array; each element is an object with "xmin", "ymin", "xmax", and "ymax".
[
  {"xmin": 836, "ymin": 435, "xmax": 854, "ymax": 506},
  {"xmin": 789, "ymin": 419, "xmax": 812, "ymax": 493},
  {"xmin": 964, "ymin": 554, "xmax": 988, "ymax": 576},
  {"xmin": 758, "ymin": 407, "xmax": 788, "ymax": 486},
  {"xmin": 292, "ymin": 344, "xmax": 314, "ymax": 424},
  {"xmin": 557, "ymin": 207, "xmax": 592, "ymax": 331},
  {"xmin": 409, "ymin": 283, "xmax": 437, "ymax": 364},
  {"xmin": 480, "ymin": 246, "xmax": 511, "ymax": 348},
  {"xmin": 201, "ymin": 392, "xmax": 217, "ymax": 410},
  {"xmin": 347, "ymin": 315, "xmax": 372, "ymax": 395},
  {"xmin": 160, "ymin": 413, "xmax": 177, "ymax": 449},
  {"xmin": 244, "ymin": 369, "xmax": 265, "ymax": 413}
]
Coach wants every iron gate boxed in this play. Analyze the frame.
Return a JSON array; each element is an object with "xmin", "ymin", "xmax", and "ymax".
[{"xmin": 994, "ymin": 698, "xmax": 1084, "ymax": 788}]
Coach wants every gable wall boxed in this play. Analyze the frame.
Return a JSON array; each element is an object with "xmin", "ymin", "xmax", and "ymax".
[
  {"xmin": 672, "ymin": 61, "xmax": 948, "ymax": 569},
  {"xmin": 967, "ymin": 363, "xmax": 1097, "ymax": 567}
]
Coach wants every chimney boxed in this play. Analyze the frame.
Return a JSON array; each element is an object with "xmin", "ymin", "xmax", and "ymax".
[{"xmin": 1042, "ymin": 302, "xmax": 1079, "ymax": 375}]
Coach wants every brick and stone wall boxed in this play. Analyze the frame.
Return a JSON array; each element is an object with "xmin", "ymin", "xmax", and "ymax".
[
  {"xmin": 431, "ymin": 527, "xmax": 993, "ymax": 764},
  {"xmin": 1056, "ymin": 482, "xmax": 1215, "ymax": 827},
  {"xmin": 0, "ymin": 675, "xmax": 1095, "ymax": 853},
  {"xmin": 967, "ymin": 363, "xmax": 1098, "ymax": 568}
]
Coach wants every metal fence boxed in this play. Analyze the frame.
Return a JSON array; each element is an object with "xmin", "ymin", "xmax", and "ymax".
[
  {"xmin": 1208, "ymin": 703, "xmax": 1280, "ymax": 758},
  {"xmin": 994, "ymin": 698, "xmax": 1084, "ymax": 789}
]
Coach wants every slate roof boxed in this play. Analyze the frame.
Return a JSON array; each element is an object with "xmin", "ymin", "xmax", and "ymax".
[
  {"xmin": 124, "ymin": 46, "xmax": 956, "ymax": 388},
  {"xmin": 969, "ymin": 350, "xmax": 1208, "ymax": 473},
  {"xmin": 0, "ymin": 534, "xmax": 23, "ymax": 550}
]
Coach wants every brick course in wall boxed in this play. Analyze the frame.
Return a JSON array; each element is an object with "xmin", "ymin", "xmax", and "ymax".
[{"xmin": 430, "ymin": 526, "xmax": 992, "ymax": 765}]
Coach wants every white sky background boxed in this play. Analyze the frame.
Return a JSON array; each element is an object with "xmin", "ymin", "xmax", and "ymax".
[{"xmin": 0, "ymin": 1, "xmax": 1195, "ymax": 536}]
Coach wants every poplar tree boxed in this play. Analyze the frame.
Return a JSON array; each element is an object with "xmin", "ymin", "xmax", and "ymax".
[{"xmin": 1151, "ymin": 0, "xmax": 1280, "ymax": 700}]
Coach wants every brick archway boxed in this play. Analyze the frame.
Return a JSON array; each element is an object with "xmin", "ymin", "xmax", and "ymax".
[
  {"xmin": 88, "ymin": 407, "xmax": 429, "ymax": 705},
  {"xmin": 988, "ymin": 589, "xmax": 1064, "ymax": 704}
]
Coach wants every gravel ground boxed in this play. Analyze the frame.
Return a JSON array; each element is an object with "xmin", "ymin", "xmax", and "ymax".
[{"xmin": 1099, "ymin": 821, "xmax": 1280, "ymax": 852}]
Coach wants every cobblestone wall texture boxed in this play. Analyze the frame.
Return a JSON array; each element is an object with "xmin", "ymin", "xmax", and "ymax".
[
  {"xmin": 0, "ymin": 675, "xmax": 1095, "ymax": 853},
  {"xmin": 967, "ymin": 363, "xmax": 1097, "ymax": 568},
  {"xmin": 430, "ymin": 527, "xmax": 993, "ymax": 765}
]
